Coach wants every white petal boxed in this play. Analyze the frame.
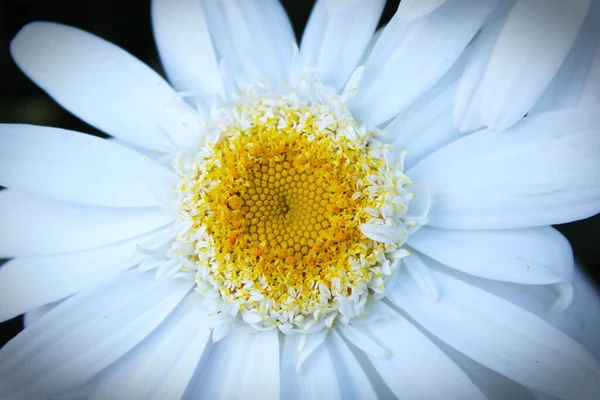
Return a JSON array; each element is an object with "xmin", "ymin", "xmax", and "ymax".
[
  {"xmin": 186, "ymin": 328, "xmax": 279, "ymax": 399},
  {"xmin": 360, "ymin": 223, "xmax": 405, "ymax": 245},
  {"xmin": 579, "ymin": 20, "xmax": 600, "ymax": 106},
  {"xmin": 280, "ymin": 334, "xmax": 341, "ymax": 400},
  {"xmin": 350, "ymin": 0, "xmax": 498, "ymax": 126},
  {"xmin": 407, "ymin": 226, "xmax": 574, "ymax": 284},
  {"xmin": 358, "ymin": 28, "xmax": 384, "ymax": 66},
  {"xmin": 202, "ymin": 0, "xmax": 295, "ymax": 84},
  {"xmin": 433, "ymin": 339, "xmax": 537, "ymax": 400},
  {"xmin": 0, "ymin": 125, "xmax": 158, "ymax": 207},
  {"xmin": 390, "ymin": 268, "xmax": 600, "ymax": 400},
  {"xmin": 23, "ymin": 301, "xmax": 61, "ymax": 328},
  {"xmin": 403, "ymin": 253, "xmax": 441, "ymax": 301},
  {"xmin": 408, "ymin": 105, "xmax": 600, "ymax": 229},
  {"xmin": 452, "ymin": 1, "xmax": 514, "ymax": 133},
  {"xmin": 0, "ymin": 190, "xmax": 171, "ymax": 257},
  {"xmin": 300, "ymin": 0, "xmax": 385, "ymax": 90},
  {"xmin": 362, "ymin": 301, "xmax": 486, "ymax": 400},
  {"xmin": 530, "ymin": 1, "xmax": 600, "ymax": 114},
  {"xmin": 396, "ymin": 0, "xmax": 449, "ymax": 23},
  {"xmin": 336, "ymin": 325, "xmax": 390, "ymax": 358},
  {"xmin": 107, "ymin": 138, "xmax": 164, "ymax": 160},
  {"xmin": 0, "ymin": 271, "xmax": 192, "ymax": 399},
  {"xmin": 0, "ymin": 229, "xmax": 165, "ymax": 323},
  {"xmin": 144, "ymin": 161, "xmax": 180, "ymax": 214},
  {"xmin": 438, "ymin": 263, "xmax": 600, "ymax": 362},
  {"xmin": 327, "ymin": 330, "xmax": 379, "ymax": 399},
  {"xmin": 89, "ymin": 296, "xmax": 211, "ymax": 400},
  {"xmin": 479, "ymin": 0, "xmax": 590, "ymax": 131},
  {"xmin": 10, "ymin": 22, "xmax": 202, "ymax": 149},
  {"xmin": 388, "ymin": 61, "xmax": 462, "ymax": 169},
  {"xmin": 152, "ymin": 0, "xmax": 225, "ymax": 102}
]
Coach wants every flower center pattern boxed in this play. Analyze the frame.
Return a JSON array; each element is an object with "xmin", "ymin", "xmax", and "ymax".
[{"xmin": 173, "ymin": 89, "xmax": 414, "ymax": 332}]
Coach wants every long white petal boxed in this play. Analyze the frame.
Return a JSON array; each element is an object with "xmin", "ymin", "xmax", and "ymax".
[
  {"xmin": 387, "ymin": 56, "xmax": 461, "ymax": 138},
  {"xmin": 390, "ymin": 268, "xmax": 600, "ymax": 400},
  {"xmin": 530, "ymin": 1, "xmax": 600, "ymax": 114},
  {"xmin": 0, "ymin": 229, "xmax": 165, "ymax": 323},
  {"xmin": 388, "ymin": 60, "xmax": 462, "ymax": 169},
  {"xmin": 0, "ymin": 190, "xmax": 171, "ymax": 257},
  {"xmin": 403, "ymin": 253, "xmax": 441, "ymax": 301},
  {"xmin": 280, "ymin": 333, "xmax": 341, "ymax": 400},
  {"xmin": 0, "ymin": 125, "xmax": 159, "ymax": 207},
  {"xmin": 362, "ymin": 301, "xmax": 486, "ymax": 399},
  {"xmin": 0, "ymin": 271, "xmax": 192, "ymax": 399},
  {"xmin": 300, "ymin": 0, "xmax": 385, "ymax": 90},
  {"xmin": 89, "ymin": 297, "xmax": 211, "ymax": 400},
  {"xmin": 23, "ymin": 302, "xmax": 60, "ymax": 328},
  {"xmin": 186, "ymin": 328, "xmax": 279, "ymax": 399},
  {"xmin": 350, "ymin": 0, "xmax": 497, "ymax": 126},
  {"xmin": 580, "ymin": 46, "xmax": 600, "ymax": 106},
  {"xmin": 433, "ymin": 339, "xmax": 538, "ymax": 400},
  {"xmin": 396, "ymin": 0, "xmax": 449, "ymax": 23},
  {"xmin": 479, "ymin": 0, "xmax": 590, "ymax": 131},
  {"xmin": 201, "ymin": 0, "xmax": 295, "ymax": 84},
  {"xmin": 452, "ymin": 0, "xmax": 514, "ymax": 133},
  {"xmin": 152, "ymin": 0, "xmax": 225, "ymax": 101},
  {"xmin": 10, "ymin": 22, "xmax": 202, "ymax": 149},
  {"xmin": 327, "ymin": 330, "xmax": 379, "ymax": 399},
  {"xmin": 407, "ymin": 226, "xmax": 574, "ymax": 284},
  {"xmin": 579, "ymin": 3, "xmax": 600, "ymax": 107},
  {"xmin": 439, "ymin": 264, "xmax": 600, "ymax": 362},
  {"xmin": 408, "ymin": 105, "xmax": 600, "ymax": 229}
]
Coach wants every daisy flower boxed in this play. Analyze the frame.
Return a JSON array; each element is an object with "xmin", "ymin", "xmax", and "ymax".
[{"xmin": 1, "ymin": 0, "xmax": 600, "ymax": 399}]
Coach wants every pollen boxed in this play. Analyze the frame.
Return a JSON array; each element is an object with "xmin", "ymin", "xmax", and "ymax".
[{"xmin": 173, "ymin": 89, "xmax": 415, "ymax": 332}]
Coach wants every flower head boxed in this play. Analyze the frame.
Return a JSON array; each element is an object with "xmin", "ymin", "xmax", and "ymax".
[{"xmin": 1, "ymin": 0, "xmax": 600, "ymax": 399}]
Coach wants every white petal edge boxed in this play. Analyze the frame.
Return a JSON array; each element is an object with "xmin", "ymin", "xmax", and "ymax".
[
  {"xmin": 23, "ymin": 302, "xmax": 61, "ymax": 328},
  {"xmin": 350, "ymin": 0, "xmax": 498, "ymax": 126},
  {"xmin": 202, "ymin": 0, "xmax": 295, "ymax": 84},
  {"xmin": 530, "ymin": 0, "xmax": 600, "ymax": 114},
  {"xmin": 407, "ymin": 226, "xmax": 574, "ymax": 284},
  {"xmin": 0, "ymin": 228, "xmax": 167, "ymax": 323},
  {"xmin": 89, "ymin": 296, "xmax": 211, "ymax": 400},
  {"xmin": 452, "ymin": 0, "xmax": 515, "ymax": 133},
  {"xmin": 327, "ymin": 330, "xmax": 379, "ymax": 399},
  {"xmin": 300, "ymin": 0, "xmax": 385, "ymax": 91},
  {"xmin": 479, "ymin": 0, "xmax": 590, "ymax": 131},
  {"xmin": 152, "ymin": 0, "xmax": 225, "ymax": 103},
  {"xmin": 184, "ymin": 327, "xmax": 279, "ymax": 400},
  {"xmin": 390, "ymin": 268, "xmax": 600, "ymax": 400},
  {"xmin": 0, "ymin": 271, "xmax": 192, "ymax": 399},
  {"xmin": 0, "ymin": 125, "xmax": 159, "ymax": 207},
  {"xmin": 396, "ymin": 0, "xmax": 449, "ymax": 23},
  {"xmin": 280, "ymin": 333, "xmax": 342, "ymax": 400},
  {"xmin": 10, "ymin": 22, "xmax": 202, "ymax": 149},
  {"xmin": 408, "ymin": 105, "xmax": 600, "ymax": 229},
  {"xmin": 432, "ymin": 336, "xmax": 538, "ymax": 400},
  {"xmin": 388, "ymin": 58, "xmax": 463, "ymax": 170},
  {"xmin": 434, "ymin": 263, "xmax": 600, "ymax": 361},
  {"xmin": 0, "ymin": 190, "xmax": 172, "ymax": 257},
  {"xmin": 579, "ymin": 29, "xmax": 600, "ymax": 106},
  {"xmin": 403, "ymin": 253, "xmax": 441, "ymax": 301},
  {"xmin": 361, "ymin": 301, "xmax": 486, "ymax": 400}
]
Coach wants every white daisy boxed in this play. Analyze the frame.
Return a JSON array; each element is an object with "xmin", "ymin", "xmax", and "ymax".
[{"xmin": 1, "ymin": 0, "xmax": 600, "ymax": 399}]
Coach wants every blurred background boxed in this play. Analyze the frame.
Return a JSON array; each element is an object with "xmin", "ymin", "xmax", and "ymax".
[{"xmin": 0, "ymin": 0, "xmax": 598, "ymax": 346}]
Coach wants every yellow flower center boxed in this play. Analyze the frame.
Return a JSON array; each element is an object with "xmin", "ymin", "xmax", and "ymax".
[
  {"xmin": 204, "ymin": 116, "xmax": 383, "ymax": 291},
  {"xmin": 173, "ymin": 93, "xmax": 412, "ymax": 332}
]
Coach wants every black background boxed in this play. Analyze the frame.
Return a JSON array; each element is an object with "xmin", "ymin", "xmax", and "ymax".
[{"xmin": 0, "ymin": 0, "xmax": 598, "ymax": 348}]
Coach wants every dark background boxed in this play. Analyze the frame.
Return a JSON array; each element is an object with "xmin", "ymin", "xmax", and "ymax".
[{"xmin": 0, "ymin": 0, "xmax": 598, "ymax": 347}]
